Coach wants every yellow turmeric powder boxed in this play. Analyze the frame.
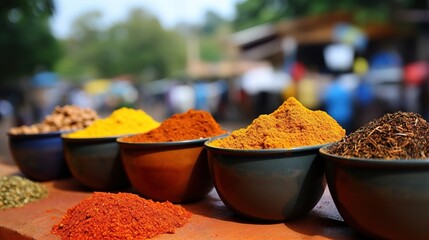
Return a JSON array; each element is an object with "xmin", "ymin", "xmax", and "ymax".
[
  {"xmin": 67, "ymin": 107, "xmax": 160, "ymax": 138},
  {"xmin": 210, "ymin": 97, "xmax": 345, "ymax": 149}
]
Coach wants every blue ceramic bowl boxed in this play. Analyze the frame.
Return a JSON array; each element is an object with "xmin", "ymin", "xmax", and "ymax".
[
  {"xmin": 62, "ymin": 134, "xmax": 130, "ymax": 190},
  {"xmin": 320, "ymin": 145, "xmax": 429, "ymax": 240},
  {"xmin": 204, "ymin": 136, "xmax": 328, "ymax": 221},
  {"xmin": 117, "ymin": 137, "xmax": 215, "ymax": 203},
  {"xmin": 8, "ymin": 131, "xmax": 71, "ymax": 181}
]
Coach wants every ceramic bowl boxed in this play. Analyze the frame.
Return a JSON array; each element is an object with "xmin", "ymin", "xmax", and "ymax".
[
  {"xmin": 117, "ymin": 137, "xmax": 214, "ymax": 203},
  {"xmin": 204, "ymin": 137, "xmax": 328, "ymax": 221},
  {"xmin": 320, "ymin": 146, "xmax": 429, "ymax": 240},
  {"xmin": 62, "ymin": 134, "xmax": 130, "ymax": 190},
  {"xmin": 8, "ymin": 131, "xmax": 71, "ymax": 181}
]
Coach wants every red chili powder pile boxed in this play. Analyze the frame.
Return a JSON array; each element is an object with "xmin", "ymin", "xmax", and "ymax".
[
  {"xmin": 122, "ymin": 109, "xmax": 227, "ymax": 142},
  {"xmin": 51, "ymin": 192, "xmax": 192, "ymax": 240}
]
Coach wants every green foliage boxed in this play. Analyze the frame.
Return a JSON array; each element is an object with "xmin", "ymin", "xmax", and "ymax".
[
  {"xmin": 0, "ymin": 0, "xmax": 61, "ymax": 82},
  {"xmin": 197, "ymin": 11, "xmax": 233, "ymax": 62},
  {"xmin": 233, "ymin": 0, "xmax": 285, "ymax": 30},
  {"xmin": 200, "ymin": 36, "xmax": 222, "ymax": 62},
  {"xmin": 233, "ymin": 0, "xmax": 423, "ymax": 30},
  {"xmin": 56, "ymin": 9, "xmax": 186, "ymax": 82}
]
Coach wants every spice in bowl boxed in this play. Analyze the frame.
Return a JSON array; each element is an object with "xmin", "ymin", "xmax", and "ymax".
[
  {"xmin": 66, "ymin": 107, "xmax": 160, "ymax": 138},
  {"xmin": 9, "ymin": 105, "xmax": 98, "ymax": 134},
  {"xmin": 118, "ymin": 109, "xmax": 226, "ymax": 203},
  {"xmin": 209, "ymin": 97, "xmax": 345, "ymax": 149},
  {"xmin": 0, "ymin": 175, "xmax": 48, "ymax": 210},
  {"xmin": 7, "ymin": 105, "xmax": 97, "ymax": 180},
  {"xmin": 51, "ymin": 192, "xmax": 191, "ymax": 239},
  {"xmin": 204, "ymin": 97, "xmax": 343, "ymax": 221},
  {"xmin": 121, "ymin": 109, "xmax": 227, "ymax": 143},
  {"xmin": 320, "ymin": 111, "xmax": 429, "ymax": 239},
  {"xmin": 326, "ymin": 111, "xmax": 429, "ymax": 159}
]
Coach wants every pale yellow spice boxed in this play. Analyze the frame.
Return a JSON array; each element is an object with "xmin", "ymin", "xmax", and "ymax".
[
  {"xmin": 210, "ymin": 97, "xmax": 345, "ymax": 149},
  {"xmin": 67, "ymin": 107, "xmax": 160, "ymax": 138}
]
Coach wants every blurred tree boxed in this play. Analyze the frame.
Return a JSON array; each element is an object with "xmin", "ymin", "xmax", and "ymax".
[
  {"xmin": 174, "ymin": 10, "xmax": 233, "ymax": 63},
  {"xmin": 198, "ymin": 10, "xmax": 233, "ymax": 62},
  {"xmin": 0, "ymin": 0, "xmax": 61, "ymax": 83},
  {"xmin": 201, "ymin": 10, "xmax": 228, "ymax": 35},
  {"xmin": 55, "ymin": 11, "xmax": 103, "ymax": 80},
  {"xmin": 56, "ymin": 9, "xmax": 186, "ymax": 82},
  {"xmin": 233, "ymin": 0, "xmax": 423, "ymax": 30}
]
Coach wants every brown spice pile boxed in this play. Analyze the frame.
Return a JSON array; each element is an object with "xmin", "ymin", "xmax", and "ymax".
[
  {"xmin": 327, "ymin": 111, "xmax": 429, "ymax": 159},
  {"xmin": 51, "ymin": 192, "xmax": 192, "ymax": 240},
  {"xmin": 9, "ymin": 105, "xmax": 98, "ymax": 134}
]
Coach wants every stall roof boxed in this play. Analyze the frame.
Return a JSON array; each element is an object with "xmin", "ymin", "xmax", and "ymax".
[{"xmin": 230, "ymin": 12, "xmax": 400, "ymax": 60}]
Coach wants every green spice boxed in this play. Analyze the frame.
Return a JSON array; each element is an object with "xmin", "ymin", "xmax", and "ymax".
[
  {"xmin": 0, "ymin": 175, "xmax": 48, "ymax": 209},
  {"xmin": 327, "ymin": 111, "xmax": 429, "ymax": 160}
]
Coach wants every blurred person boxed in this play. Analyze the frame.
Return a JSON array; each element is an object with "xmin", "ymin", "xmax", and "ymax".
[
  {"xmin": 296, "ymin": 73, "xmax": 320, "ymax": 110},
  {"xmin": 282, "ymin": 62, "xmax": 319, "ymax": 109},
  {"xmin": 214, "ymin": 80, "xmax": 229, "ymax": 120},
  {"xmin": 281, "ymin": 36, "xmax": 298, "ymax": 74},
  {"xmin": 282, "ymin": 62, "xmax": 305, "ymax": 102},
  {"xmin": 367, "ymin": 50, "xmax": 403, "ymax": 113},
  {"xmin": 353, "ymin": 57, "xmax": 373, "ymax": 107},
  {"xmin": 415, "ymin": 61, "xmax": 429, "ymax": 120},
  {"xmin": 69, "ymin": 86, "xmax": 95, "ymax": 109},
  {"xmin": 353, "ymin": 56, "xmax": 376, "ymax": 130},
  {"xmin": 403, "ymin": 61, "xmax": 429, "ymax": 113},
  {"xmin": 419, "ymin": 75, "xmax": 429, "ymax": 120},
  {"xmin": 206, "ymin": 81, "xmax": 221, "ymax": 114},
  {"xmin": 333, "ymin": 23, "xmax": 368, "ymax": 52},
  {"xmin": 280, "ymin": 39, "xmax": 299, "ymax": 103},
  {"xmin": 193, "ymin": 80, "xmax": 222, "ymax": 115},
  {"xmin": 30, "ymin": 70, "xmax": 60, "ymax": 122},
  {"xmin": 281, "ymin": 80, "xmax": 296, "ymax": 101},
  {"xmin": 109, "ymin": 80, "xmax": 139, "ymax": 109},
  {"xmin": 167, "ymin": 83, "xmax": 195, "ymax": 115},
  {"xmin": 234, "ymin": 77, "xmax": 253, "ymax": 120},
  {"xmin": 0, "ymin": 100, "xmax": 13, "ymax": 122},
  {"xmin": 323, "ymin": 43, "xmax": 354, "ymax": 72},
  {"xmin": 241, "ymin": 63, "xmax": 283, "ymax": 116},
  {"xmin": 194, "ymin": 81, "xmax": 209, "ymax": 111},
  {"xmin": 322, "ymin": 75, "xmax": 353, "ymax": 133},
  {"xmin": 370, "ymin": 50, "xmax": 402, "ymax": 70}
]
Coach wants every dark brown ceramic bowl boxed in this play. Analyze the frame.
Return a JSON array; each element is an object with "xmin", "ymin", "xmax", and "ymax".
[
  {"xmin": 117, "ymin": 137, "xmax": 215, "ymax": 203},
  {"xmin": 320, "ymin": 145, "xmax": 429, "ymax": 240}
]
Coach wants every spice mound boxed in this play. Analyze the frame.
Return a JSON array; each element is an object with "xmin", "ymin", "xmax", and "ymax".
[
  {"xmin": 327, "ymin": 111, "xmax": 429, "ymax": 160},
  {"xmin": 67, "ymin": 107, "xmax": 160, "ymax": 138},
  {"xmin": 121, "ymin": 109, "xmax": 227, "ymax": 142},
  {"xmin": 209, "ymin": 97, "xmax": 345, "ymax": 149},
  {"xmin": 51, "ymin": 192, "xmax": 192, "ymax": 240},
  {"xmin": 9, "ymin": 105, "xmax": 98, "ymax": 134},
  {"xmin": 0, "ymin": 175, "xmax": 48, "ymax": 210}
]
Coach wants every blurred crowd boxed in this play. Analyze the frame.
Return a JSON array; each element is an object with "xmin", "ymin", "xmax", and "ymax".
[
  {"xmin": 1, "ymin": 51, "xmax": 428, "ymax": 135},
  {"xmin": 1, "ymin": 37, "xmax": 428, "ymax": 135}
]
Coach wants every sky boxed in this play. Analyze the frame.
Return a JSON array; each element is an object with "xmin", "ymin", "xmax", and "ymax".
[{"xmin": 50, "ymin": 0, "xmax": 240, "ymax": 38}]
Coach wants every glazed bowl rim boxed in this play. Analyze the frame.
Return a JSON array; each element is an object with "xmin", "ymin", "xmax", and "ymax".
[
  {"xmin": 204, "ymin": 135, "xmax": 332, "ymax": 155},
  {"xmin": 117, "ymin": 133, "xmax": 228, "ymax": 147},
  {"xmin": 319, "ymin": 145, "xmax": 429, "ymax": 165},
  {"xmin": 61, "ymin": 133, "xmax": 133, "ymax": 142},
  {"xmin": 8, "ymin": 129, "xmax": 74, "ymax": 138}
]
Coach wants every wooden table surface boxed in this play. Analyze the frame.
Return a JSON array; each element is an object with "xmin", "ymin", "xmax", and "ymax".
[{"xmin": 0, "ymin": 162, "xmax": 359, "ymax": 240}]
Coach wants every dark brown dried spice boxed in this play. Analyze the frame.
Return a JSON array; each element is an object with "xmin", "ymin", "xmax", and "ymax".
[{"xmin": 327, "ymin": 112, "xmax": 429, "ymax": 160}]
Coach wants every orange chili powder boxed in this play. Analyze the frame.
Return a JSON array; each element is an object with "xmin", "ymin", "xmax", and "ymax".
[
  {"xmin": 122, "ymin": 109, "xmax": 227, "ymax": 142},
  {"xmin": 51, "ymin": 192, "xmax": 192, "ymax": 240}
]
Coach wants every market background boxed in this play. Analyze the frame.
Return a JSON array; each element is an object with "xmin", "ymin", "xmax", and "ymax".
[{"xmin": 1, "ymin": 0, "xmax": 428, "ymax": 167}]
